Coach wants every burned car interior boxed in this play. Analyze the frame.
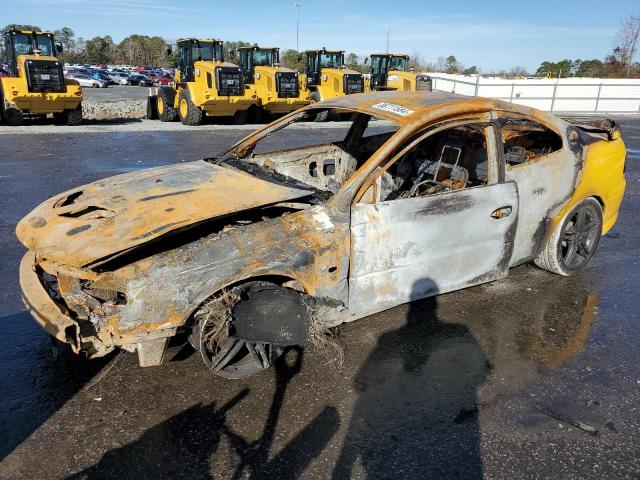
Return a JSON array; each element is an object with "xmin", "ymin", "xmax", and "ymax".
[
  {"xmin": 500, "ymin": 117, "xmax": 563, "ymax": 166},
  {"xmin": 378, "ymin": 124, "xmax": 491, "ymax": 201},
  {"xmin": 235, "ymin": 110, "xmax": 400, "ymax": 193}
]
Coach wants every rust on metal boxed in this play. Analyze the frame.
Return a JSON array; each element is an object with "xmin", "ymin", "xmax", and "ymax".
[{"xmin": 16, "ymin": 90, "xmax": 626, "ymax": 368}]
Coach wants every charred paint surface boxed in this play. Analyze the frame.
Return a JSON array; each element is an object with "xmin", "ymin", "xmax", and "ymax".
[
  {"xmin": 16, "ymin": 91, "xmax": 626, "ymax": 366},
  {"xmin": 16, "ymin": 161, "xmax": 313, "ymax": 266},
  {"xmin": 349, "ymin": 182, "xmax": 519, "ymax": 315}
]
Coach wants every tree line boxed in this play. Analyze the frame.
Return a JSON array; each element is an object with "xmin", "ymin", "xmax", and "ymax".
[
  {"xmin": 3, "ymin": 14, "xmax": 638, "ymax": 77},
  {"xmin": 1, "ymin": 24, "xmax": 174, "ymax": 67}
]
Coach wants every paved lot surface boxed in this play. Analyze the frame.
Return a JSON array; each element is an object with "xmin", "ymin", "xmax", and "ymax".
[{"xmin": 0, "ymin": 119, "xmax": 639, "ymax": 479}]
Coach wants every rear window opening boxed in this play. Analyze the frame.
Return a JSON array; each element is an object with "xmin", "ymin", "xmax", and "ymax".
[{"xmin": 500, "ymin": 118, "xmax": 563, "ymax": 166}]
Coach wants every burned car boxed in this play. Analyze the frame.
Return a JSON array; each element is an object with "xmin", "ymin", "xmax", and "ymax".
[{"xmin": 17, "ymin": 91, "xmax": 626, "ymax": 378}]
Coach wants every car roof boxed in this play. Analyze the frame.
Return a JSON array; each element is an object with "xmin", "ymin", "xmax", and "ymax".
[{"xmin": 311, "ymin": 90, "xmax": 554, "ymax": 126}]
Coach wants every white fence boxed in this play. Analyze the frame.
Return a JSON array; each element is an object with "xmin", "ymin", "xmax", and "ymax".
[{"xmin": 428, "ymin": 73, "xmax": 640, "ymax": 114}]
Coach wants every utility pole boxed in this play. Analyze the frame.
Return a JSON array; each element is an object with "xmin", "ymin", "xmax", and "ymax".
[
  {"xmin": 295, "ymin": 1, "xmax": 302, "ymax": 52},
  {"xmin": 385, "ymin": 26, "xmax": 390, "ymax": 53}
]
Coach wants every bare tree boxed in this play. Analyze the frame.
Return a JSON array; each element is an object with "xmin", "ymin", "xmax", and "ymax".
[
  {"xmin": 616, "ymin": 14, "xmax": 640, "ymax": 76},
  {"xmin": 509, "ymin": 66, "xmax": 528, "ymax": 78},
  {"xmin": 408, "ymin": 50, "xmax": 426, "ymax": 71}
]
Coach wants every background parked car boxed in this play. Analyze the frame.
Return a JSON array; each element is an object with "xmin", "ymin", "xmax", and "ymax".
[
  {"xmin": 71, "ymin": 74, "xmax": 108, "ymax": 88},
  {"xmin": 92, "ymin": 72, "xmax": 114, "ymax": 85},
  {"xmin": 127, "ymin": 74, "xmax": 153, "ymax": 86},
  {"xmin": 156, "ymin": 74, "xmax": 173, "ymax": 86},
  {"xmin": 109, "ymin": 72, "xmax": 130, "ymax": 85}
]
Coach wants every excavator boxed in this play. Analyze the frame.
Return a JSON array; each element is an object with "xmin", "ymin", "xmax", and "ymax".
[
  {"xmin": 367, "ymin": 53, "xmax": 431, "ymax": 92},
  {"xmin": 1, "ymin": 29, "xmax": 83, "ymax": 125},
  {"xmin": 238, "ymin": 45, "xmax": 309, "ymax": 119},
  {"xmin": 147, "ymin": 38, "xmax": 257, "ymax": 125},
  {"xmin": 304, "ymin": 48, "xmax": 364, "ymax": 120}
]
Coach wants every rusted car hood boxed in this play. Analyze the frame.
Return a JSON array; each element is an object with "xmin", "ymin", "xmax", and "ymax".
[{"xmin": 16, "ymin": 160, "xmax": 312, "ymax": 267}]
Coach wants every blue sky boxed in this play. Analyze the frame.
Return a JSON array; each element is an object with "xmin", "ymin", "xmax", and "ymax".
[{"xmin": 7, "ymin": 0, "xmax": 639, "ymax": 71}]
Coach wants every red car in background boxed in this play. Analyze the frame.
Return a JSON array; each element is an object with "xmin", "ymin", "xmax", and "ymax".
[{"xmin": 156, "ymin": 74, "xmax": 173, "ymax": 85}]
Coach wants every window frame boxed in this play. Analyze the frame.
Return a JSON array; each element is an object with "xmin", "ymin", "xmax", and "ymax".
[
  {"xmin": 496, "ymin": 112, "xmax": 565, "ymax": 171},
  {"xmin": 353, "ymin": 117, "xmax": 502, "ymax": 205}
]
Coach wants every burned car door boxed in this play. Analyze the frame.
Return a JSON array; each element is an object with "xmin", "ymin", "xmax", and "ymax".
[
  {"xmin": 348, "ymin": 120, "xmax": 519, "ymax": 315},
  {"xmin": 499, "ymin": 114, "xmax": 578, "ymax": 265}
]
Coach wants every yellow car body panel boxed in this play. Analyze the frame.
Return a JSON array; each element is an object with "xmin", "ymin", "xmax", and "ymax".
[{"xmin": 549, "ymin": 135, "xmax": 626, "ymax": 237}]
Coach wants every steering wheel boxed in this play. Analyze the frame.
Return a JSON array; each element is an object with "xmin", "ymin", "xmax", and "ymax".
[{"xmin": 407, "ymin": 179, "xmax": 454, "ymax": 198}]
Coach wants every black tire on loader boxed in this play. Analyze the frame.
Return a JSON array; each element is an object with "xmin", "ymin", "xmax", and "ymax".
[
  {"xmin": 310, "ymin": 91, "xmax": 328, "ymax": 122},
  {"xmin": 54, "ymin": 105, "xmax": 83, "ymax": 126},
  {"xmin": 4, "ymin": 107, "xmax": 23, "ymax": 126},
  {"xmin": 247, "ymin": 105, "xmax": 263, "ymax": 124},
  {"xmin": 157, "ymin": 87, "xmax": 178, "ymax": 122},
  {"xmin": 232, "ymin": 108, "xmax": 248, "ymax": 125},
  {"xmin": 178, "ymin": 89, "xmax": 203, "ymax": 126},
  {"xmin": 146, "ymin": 96, "xmax": 158, "ymax": 120},
  {"xmin": 67, "ymin": 105, "xmax": 83, "ymax": 126}
]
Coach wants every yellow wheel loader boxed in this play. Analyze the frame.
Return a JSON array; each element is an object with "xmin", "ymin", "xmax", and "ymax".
[
  {"xmin": 303, "ymin": 49, "xmax": 364, "ymax": 121},
  {"xmin": 366, "ymin": 53, "xmax": 431, "ymax": 92},
  {"xmin": 238, "ymin": 45, "xmax": 309, "ymax": 119},
  {"xmin": 0, "ymin": 29, "xmax": 83, "ymax": 126},
  {"xmin": 147, "ymin": 38, "xmax": 257, "ymax": 126}
]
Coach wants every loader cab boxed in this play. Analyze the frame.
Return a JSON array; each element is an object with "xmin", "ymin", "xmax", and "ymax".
[
  {"xmin": 239, "ymin": 46, "xmax": 279, "ymax": 84},
  {"xmin": 3, "ymin": 30, "xmax": 59, "ymax": 76},
  {"xmin": 370, "ymin": 53, "xmax": 409, "ymax": 89},
  {"xmin": 174, "ymin": 38, "xmax": 224, "ymax": 83},
  {"xmin": 304, "ymin": 49, "xmax": 344, "ymax": 87}
]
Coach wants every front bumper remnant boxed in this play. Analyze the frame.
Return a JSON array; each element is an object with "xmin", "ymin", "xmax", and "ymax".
[{"xmin": 19, "ymin": 251, "xmax": 81, "ymax": 352}]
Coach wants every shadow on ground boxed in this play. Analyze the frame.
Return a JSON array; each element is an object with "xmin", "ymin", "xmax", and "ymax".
[
  {"xmin": 65, "ymin": 348, "xmax": 340, "ymax": 480},
  {"xmin": 334, "ymin": 278, "xmax": 488, "ymax": 478}
]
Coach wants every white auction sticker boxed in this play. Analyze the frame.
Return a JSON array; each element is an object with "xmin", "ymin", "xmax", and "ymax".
[{"xmin": 371, "ymin": 102, "xmax": 414, "ymax": 116}]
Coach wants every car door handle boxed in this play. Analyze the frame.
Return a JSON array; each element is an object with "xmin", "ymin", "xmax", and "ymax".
[{"xmin": 490, "ymin": 206, "xmax": 513, "ymax": 219}]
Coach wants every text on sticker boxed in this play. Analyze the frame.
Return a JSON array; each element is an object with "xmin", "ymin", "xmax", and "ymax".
[{"xmin": 371, "ymin": 103, "xmax": 414, "ymax": 116}]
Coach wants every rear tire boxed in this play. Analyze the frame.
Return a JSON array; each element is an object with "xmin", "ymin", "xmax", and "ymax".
[
  {"xmin": 534, "ymin": 198, "xmax": 603, "ymax": 276},
  {"xmin": 146, "ymin": 96, "xmax": 158, "ymax": 120},
  {"xmin": 4, "ymin": 107, "xmax": 23, "ymax": 126},
  {"xmin": 157, "ymin": 88, "xmax": 178, "ymax": 122},
  {"xmin": 53, "ymin": 105, "xmax": 82, "ymax": 126},
  {"xmin": 178, "ymin": 89, "xmax": 203, "ymax": 126},
  {"xmin": 248, "ymin": 105, "xmax": 263, "ymax": 124},
  {"xmin": 310, "ymin": 91, "xmax": 328, "ymax": 122},
  {"xmin": 66, "ymin": 105, "xmax": 82, "ymax": 126},
  {"xmin": 232, "ymin": 109, "xmax": 248, "ymax": 125}
]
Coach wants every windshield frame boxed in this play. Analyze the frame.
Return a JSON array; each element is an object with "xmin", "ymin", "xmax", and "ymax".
[
  {"xmin": 191, "ymin": 42, "xmax": 221, "ymax": 62},
  {"xmin": 252, "ymin": 48, "xmax": 277, "ymax": 67},
  {"xmin": 318, "ymin": 52, "xmax": 344, "ymax": 69},
  {"xmin": 11, "ymin": 32, "xmax": 56, "ymax": 57},
  {"xmin": 389, "ymin": 56, "xmax": 408, "ymax": 72}
]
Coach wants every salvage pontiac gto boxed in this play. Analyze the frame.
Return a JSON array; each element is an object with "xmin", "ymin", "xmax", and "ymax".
[{"xmin": 17, "ymin": 91, "xmax": 626, "ymax": 378}]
